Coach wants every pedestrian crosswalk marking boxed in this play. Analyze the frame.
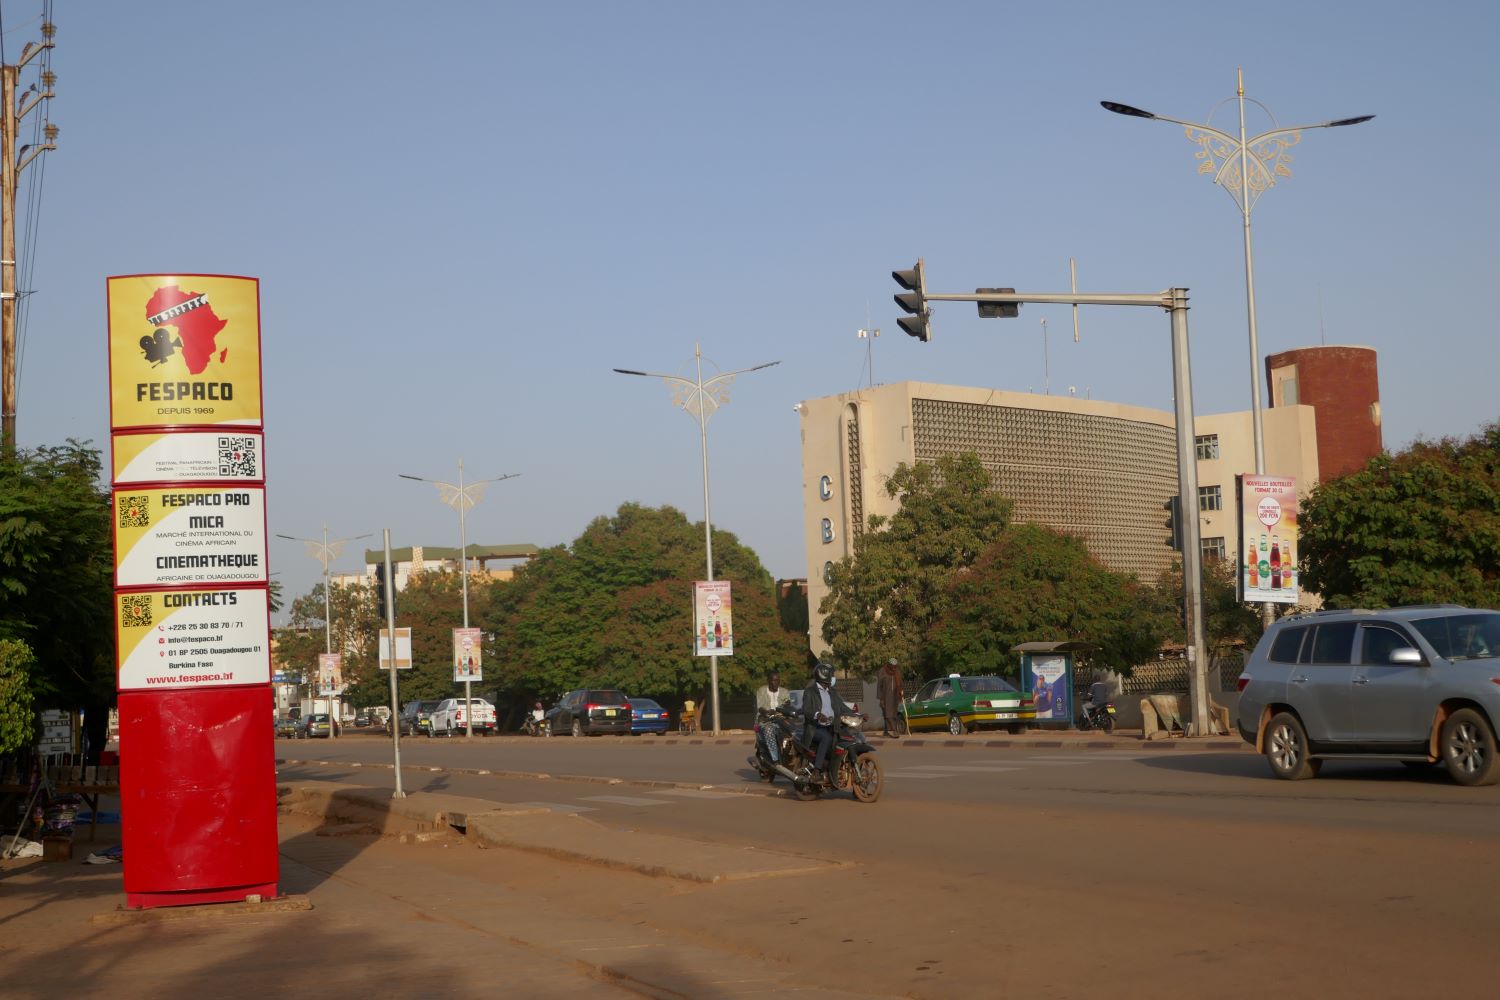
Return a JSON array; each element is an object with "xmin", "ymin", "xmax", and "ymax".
[
  {"xmin": 514, "ymin": 801, "xmax": 596, "ymax": 815},
  {"xmin": 580, "ymin": 794, "xmax": 672, "ymax": 807}
]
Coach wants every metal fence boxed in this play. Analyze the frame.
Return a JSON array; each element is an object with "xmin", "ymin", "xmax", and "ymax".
[{"xmin": 1075, "ymin": 654, "xmax": 1245, "ymax": 701}]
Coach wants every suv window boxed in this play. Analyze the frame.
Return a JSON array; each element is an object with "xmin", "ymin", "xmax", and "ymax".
[
  {"xmin": 1360, "ymin": 624, "xmax": 1415, "ymax": 665},
  {"xmin": 1413, "ymin": 612, "xmax": 1500, "ymax": 661},
  {"xmin": 1303, "ymin": 622, "xmax": 1356, "ymax": 664},
  {"xmin": 1269, "ymin": 626, "xmax": 1307, "ymax": 663},
  {"xmin": 586, "ymin": 690, "xmax": 626, "ymax": 704}
]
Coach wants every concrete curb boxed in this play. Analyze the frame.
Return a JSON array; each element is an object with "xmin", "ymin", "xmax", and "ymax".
[
  {"xmin": 278, "ymin": 781, "xmax": 842, "ymax": 884},
  {"xmin": 91, "ymin": 894, "xmax": 313, "ymax": 926}
]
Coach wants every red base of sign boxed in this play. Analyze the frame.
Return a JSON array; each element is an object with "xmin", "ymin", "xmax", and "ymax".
[
  {"xmin": 126, "ymin": 881, "xmax": 280, "ymax": 910},
  {"xmin": 119, "ymin": 685, "xmax": 279, "ymax": 909}
]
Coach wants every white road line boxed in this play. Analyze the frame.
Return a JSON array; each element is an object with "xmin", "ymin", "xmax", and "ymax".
[
  {"xmin": 580, "ymin": 795, "xmax": 673, "ymax": 807},
  {"xmin": 513, "ymin": 801, "xmax": 597, "ymax": 815},
  {"xmin": 649, "ymin": 788, "xmax": 745, "ymax": 799}
]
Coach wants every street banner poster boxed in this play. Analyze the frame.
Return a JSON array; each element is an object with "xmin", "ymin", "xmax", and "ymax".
[
  {"xmin": 107, "ymin": 274, "xmax": 264, "ymax": 430},
  {"xmin": 112, "ymin": 486, "xmax": 268, "ymax": 589},
  {"xmin": 378, "ymin": 628, "xmax": 413, "ymax": 669},
  {"xmin": 453, "ymin": 627, "xmax": 483, "ymax": 682},
  {"xmin": 116, "ymin": 587, "xmax": 271, "ymax": 690},
  {"xmin": 318, "ymin": 653, "xmax": 344, "ymax": 696},
  {"xmin": 1239, "ymin": 474, "xmax": 1300, "ymax": 605},
  {"xmin": 1028, "ymin": 654, "xmax": 1070, "ymax": 722},
  {"xmin": 113, "ymin": 430, "xmax": 265, "ymax": 485},
  {"xmin": 693, "ymin": 580, "xmax": 733, "ymax": 656}
]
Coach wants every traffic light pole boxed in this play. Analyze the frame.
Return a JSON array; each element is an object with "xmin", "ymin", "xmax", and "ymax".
[{"xmin": 909, "ymin": 284, "xmax": 1213, "ymax": 738}]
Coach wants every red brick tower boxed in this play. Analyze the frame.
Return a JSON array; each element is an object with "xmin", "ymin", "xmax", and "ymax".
[{"xmin": 1265, "ymin": 345, "xmax": 1382, "ymax": 479}]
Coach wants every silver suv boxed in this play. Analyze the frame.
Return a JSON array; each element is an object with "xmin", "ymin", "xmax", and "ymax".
[{"xmin": 1237, "ymin": 605, "xmax": 1500, "ymax": 785}]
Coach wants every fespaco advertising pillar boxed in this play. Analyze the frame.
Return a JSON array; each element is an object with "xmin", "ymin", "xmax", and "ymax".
[{"xmin": 107, "ymin": 274, "xmax": 278, "ymax": 908}]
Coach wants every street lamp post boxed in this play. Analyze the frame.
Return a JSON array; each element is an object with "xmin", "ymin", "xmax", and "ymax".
[
  {"xmin": 614, "ymin": 345, "xmax": 780, "ymax": 737},
  {"xmin": 399, "ymin": 462, "xmax": 518, "ymax": 737},
  {"xmin": 1102, "ymin": 70, "xmax": 1372, "ymax": 622},
  {"xmin": 275, "ymin": 525, "xmax": 372, "ymax": 738}
]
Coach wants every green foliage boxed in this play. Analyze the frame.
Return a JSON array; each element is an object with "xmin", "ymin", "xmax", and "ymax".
[
  {"xmin": 1299, "ymin": 422, "xmax": 1500, "ymax": 608},
  {"xmin": 819, "ymin": 453, "xmax": 1010, "ymax": 676},
  {"xmin": 485, "ymin": 503, "xmax": 806, "ymax": 705},
  {"xmin": 0, "ymin": 442, "xmax": 115, "ymax": 707},
  {"xmin": 777, "ymin": 580, "xmax": 810, "ymax": 637},
  {"xmin": 1153, "ymin": 556, "xmax": 1264, "ymax": 661},
  {"xmin": 0, "ymin": 639, "xmax": 37, "ymax": 753},
  {"xmin": 930, "ymin": 523, "xmax": 1176, "ymax": 676}
]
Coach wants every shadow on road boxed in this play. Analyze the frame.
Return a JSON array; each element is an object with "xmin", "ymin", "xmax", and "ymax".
[{"xmin": 1137, "ymin": 751, "xmax": 1464, "ymax": 787}]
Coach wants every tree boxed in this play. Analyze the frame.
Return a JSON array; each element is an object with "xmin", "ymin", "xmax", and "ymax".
[
  {"xmin": 273, "ymin": 579, "xmax": 385, "ymax": 708},
  {"xmin": 1154, "ymin": 557, "xmax": 1264, "ymax": 661},
  {"xmin": 0, "ymin": 639, "xmax": 36, "ymax": 754},
  {"xmin": 485, "ymin": 503, "xmax": 806, "ymax": 710},
  {"xmin": 819, "ymin": 452, "xmax": 1010, "ymax": 676},
  {"xmin": 929, "ymin": 523, "xmax": 1176, "ymax": 677},
  {"xmin": 1299, "ymin": 421, "xmax": 1500, "ymax": 608},
  {"xmin": 0, "ymin": 442, "xmax": 115, "ymax": 712}
]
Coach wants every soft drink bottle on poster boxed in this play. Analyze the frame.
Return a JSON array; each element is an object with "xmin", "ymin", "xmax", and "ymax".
[
  {"xmin": 1270, "ymin": 535, "xmax": 1282, "ymax": 589},
  {"xmin": 1248, "ymin": 537, "xmax": 1259, "ymax": 587},
  {"xmin": 1258, "ymin": 534, "xmax": 1271, "ymax": 587}
]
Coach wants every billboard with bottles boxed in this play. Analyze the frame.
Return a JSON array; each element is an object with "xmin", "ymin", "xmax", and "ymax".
[{"xmin": 1238, "ymin": 474, "xmax": 1299, "ymax": 605}]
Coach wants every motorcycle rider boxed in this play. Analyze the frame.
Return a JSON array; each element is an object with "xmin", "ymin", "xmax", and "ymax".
[
  {"xmin": 800, "ymin": 661, "xmax": 853, "ymax": 785},
  {"xmin": 753, "ymin": 671, "xmax": 792, "ymax": 765}
]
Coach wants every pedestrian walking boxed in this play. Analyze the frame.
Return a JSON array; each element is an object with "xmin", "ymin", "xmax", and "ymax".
[{"xmin": 877, "ymin": 658, "xmax": 905, "ymax": 738}]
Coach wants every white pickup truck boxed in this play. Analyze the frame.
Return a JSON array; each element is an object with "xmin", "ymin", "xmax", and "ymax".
[{"xmin": 429, "ymin": 697, "xmax": 498, "ymax": 736}]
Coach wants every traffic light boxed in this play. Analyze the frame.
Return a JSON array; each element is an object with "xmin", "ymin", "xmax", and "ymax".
[
  {"xmin": 374, "ymin": 562, "xmax": 390, "ymax": 621},
  {"xmin": 1165, "ymin": 496, "xmax": 1183, "ymax": 552},
  {"xmin": 976, "ymin": 288, "xmax": 1020, "ymax": 319},
  {"xmin": 892, "ymin": 259, "xmax": 931, "ymax": 342}
]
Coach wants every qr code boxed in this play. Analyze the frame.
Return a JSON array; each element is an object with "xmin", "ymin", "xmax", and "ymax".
[
  {"xmin": 121, "ymin": 594, "xmax": 153, "ymax": 628},
  {"xmin": 218, "ymin": 435, "xmax": 258, "ymax": 478},
  {"xmin": 117, "ymin": 494, "xmax": 150, "ymax": 528}
]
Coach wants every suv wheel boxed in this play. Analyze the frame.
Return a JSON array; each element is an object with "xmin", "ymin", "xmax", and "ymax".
[
  {"xmin": 571, "ymin": 718, "xmax": 583, "ymax": 738},
  {"xmin": 1441, "ymin": 708, "xmax": 1500, "ymax": 786},
  {"xmin": 1265, "ymin": 712, "xmax": 1320, "ymax": 780}
]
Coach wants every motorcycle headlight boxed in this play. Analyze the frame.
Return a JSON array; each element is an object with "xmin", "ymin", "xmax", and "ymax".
[{"xmin": 839, "ymin": 714, "xmax": 863, "ymax": 729}]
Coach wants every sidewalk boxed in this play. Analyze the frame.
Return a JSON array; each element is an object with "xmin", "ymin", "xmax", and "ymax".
[{"xmin": 0, "ymin": 794, "xmax": 881, "ymax": 1000}]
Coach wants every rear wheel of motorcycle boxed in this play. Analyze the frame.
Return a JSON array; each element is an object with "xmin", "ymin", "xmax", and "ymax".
[
  {"xmin": 851, "ymin": 754, "xmax": 884, "ymax": 803},
  {"xmin": 1101, "ymin": 713, "xmax": 1115, "ymax": 733}
]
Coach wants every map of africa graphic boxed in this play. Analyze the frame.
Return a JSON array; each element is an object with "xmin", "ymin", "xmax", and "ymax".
[{"xmin": 145, "ymin": 284, "xmax": 228, "ymax": 375}]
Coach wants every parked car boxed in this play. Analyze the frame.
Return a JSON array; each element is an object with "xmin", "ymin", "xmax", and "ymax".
[
  {"xmin": 274, "ymin": 716, "xmax": 299, "ymax": 739},
  {"xmin": 429, "ymin": 697, "xmax": 498, "ymax": 736},
  {"xmin": 353, "ymin": 713, "xmax": 371, "ymax": 728},
  {"xmin": 1237, "ymin": 605, "xmax": 1500, "ymax": 785},
  {"xmin": 901, "ymin": 674, "xmax": 1036, "ymax": 735},
  {"xmin": 296, "ymin": 713, "xmax": 333, "ymax": 739},
  {"xmin": 545, "ymin": 689, "xmax": 632, "ymax": 737},
  {"xmin": 627, "ymin": 697, "xmax": 670, "ymax": 735},
  {"xmin": 397, "ymin": 700, "xmax": 441, "ymax": 737}
]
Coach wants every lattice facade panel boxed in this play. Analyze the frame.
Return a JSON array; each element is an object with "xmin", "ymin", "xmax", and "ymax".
[
  {"xmin": 911, "ymin": 398, "xmax": 1178, "ymax": 582},
  {"xmin": 845, "ymin": 413, "xmax": 864, "ymax": 540}
]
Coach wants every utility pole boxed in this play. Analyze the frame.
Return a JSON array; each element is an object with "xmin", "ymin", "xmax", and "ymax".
[{"xmin": 0, "ymin": 18, "xmax": 57, "ymax": 453}]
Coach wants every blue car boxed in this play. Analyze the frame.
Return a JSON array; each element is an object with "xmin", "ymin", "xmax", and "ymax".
[{"xmin": 629, "ymin": 697, "xmax": 670, "ymax": 735}]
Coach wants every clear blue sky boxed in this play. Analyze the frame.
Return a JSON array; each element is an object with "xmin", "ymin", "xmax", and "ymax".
[{"xmin": 14, "ymin": 1, "xmax": 1499, "ymax": 611}]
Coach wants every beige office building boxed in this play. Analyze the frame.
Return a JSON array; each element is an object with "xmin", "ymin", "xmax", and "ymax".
[{"xmin": 796, "ymin": 381, "xmax": 1320, "ymax": 656}]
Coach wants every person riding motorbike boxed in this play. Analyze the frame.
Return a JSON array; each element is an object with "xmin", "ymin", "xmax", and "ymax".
[
  {"xmin": 800, "ymin": 661, "xmax": 854, "ymax": 785},
  {"xmin": 754, "ymin": 671, "xmax": 793, "ymax": 764}
]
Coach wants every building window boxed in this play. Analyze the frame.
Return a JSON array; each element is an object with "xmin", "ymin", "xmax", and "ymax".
[
  {"xmin": 1197, "ymin": 485, "xmax": 1222, "ymax": 511},
  {"xmin": 1195, "ymin": 434, "xmax": 1219, "ymax": 461},
  {"xmin": 1201, "ymin": 536, "xmax": 1226, "ymax": 562},
  {"xmin": 820, "ymin": 518, "xmax": 835, "ymax": 543}
]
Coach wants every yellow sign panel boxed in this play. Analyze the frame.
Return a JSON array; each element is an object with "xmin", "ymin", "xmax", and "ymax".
[
  {"xmin": 107, "ymin": 274, "xmax": 263, "ymax": 429},
  {"xmin": 116, "ymin": 588, "xmax": 271, "ymax": 690}
]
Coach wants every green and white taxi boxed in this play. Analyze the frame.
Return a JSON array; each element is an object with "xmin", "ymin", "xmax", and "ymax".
[{"xmin": 902, "ymin": 674, "xmax": 1036, "ymax": 735}]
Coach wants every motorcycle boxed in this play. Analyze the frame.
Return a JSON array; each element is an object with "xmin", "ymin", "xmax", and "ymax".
[
  {"xmin": 1077, "ymin": 683, "xmax": 1117, "ymax": 732},
  {"xmin": 520, "ymin": 703, "xmax": 549, "ymax": 737},
  {"xmin": 749, "ymin": 706, "xmax": 884, "ymax": 802}
]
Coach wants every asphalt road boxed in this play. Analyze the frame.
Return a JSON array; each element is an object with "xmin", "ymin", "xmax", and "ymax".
[{"xmin": 278, "ymin": 734, "xmax": 1500, "ymax": 998}]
